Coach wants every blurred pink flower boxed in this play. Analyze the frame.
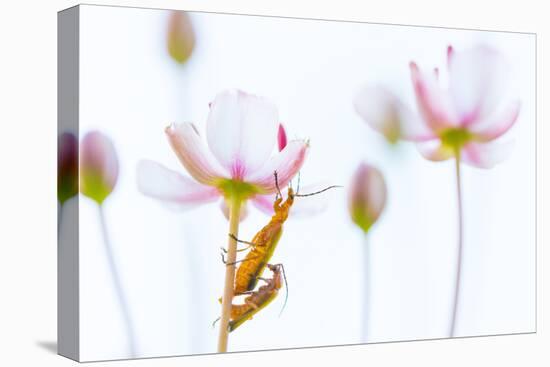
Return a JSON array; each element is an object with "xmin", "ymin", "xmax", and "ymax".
[
  {"xmin": 348, "ymin": 163, "xmax": 387, "ymax": 233},
  {"xmin": 355, "ymin": 45, "xmax": 520, "ymax": 168},
  {"xmin": 137, "ymin": 89, "xmax": 311, "ymax": 219},
  {"xmin": 58, "ymin": 132, "xmax": 78, "ymax": 204},
  {"xmin": 354, "ymin": 85, "xmax": 434, "ymax": 144},
  {"xmin": 166, "ymin": 11, "xmax": 195, "ymax": 64},
  {"xmin": 80, "ymin": 131, "xmax": 119, "ymax": 204}
]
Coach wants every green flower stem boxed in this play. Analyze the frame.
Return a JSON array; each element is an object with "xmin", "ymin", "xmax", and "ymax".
[
  {"xmin": 361, "ymin": 232, "xmax": 371, "ymax": 343},
  {"xmin": 217, "ymin": 197, "xmax": 242, "ymax": 353},
  {"xmin": 98, "ymin": 204, "xmax": 137, "ymax": 356},
  {"xmin": 58, "ymin": 202, "xmax": 63, "ymax": 239},
  {"xmin": 449, "ymin": 154, "xmax": 464, "ymax": 337}
]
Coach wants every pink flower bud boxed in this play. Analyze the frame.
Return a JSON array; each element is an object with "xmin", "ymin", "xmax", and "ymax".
[
  {"xmin": 348, "ymin": 163, "xmax": 387, "ymax": 233},
  {"xmin": 80, "ymin": 131, "xmax": 119, "ymax": 204},
  {"xmin": 58, "ymin": 132, "xmax": 78, "ymax": 204},
  {"xmin": 167, "ymin": 11, "xmax": 195, "ymax": 64},
  {"xmin": 277, "ymin": 123, "xmax": 288, "ymax": 151}
]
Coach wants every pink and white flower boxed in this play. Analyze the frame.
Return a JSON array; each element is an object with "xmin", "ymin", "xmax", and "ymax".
[
  {"xmin": 137, "ymin": 89, "xmax": 314, "ymax": 219},
  {"xmin": 354, "ymin": 45, "xmax": 520, "ymax": 168}
]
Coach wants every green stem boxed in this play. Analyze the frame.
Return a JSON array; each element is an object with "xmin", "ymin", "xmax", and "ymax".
[
  {"xmin": 449, "ymin": 154, "xmax": 464, "ymax": 337},
  {"xmin": 98, "ymin": 204, "xmax": 137, "ymax": 356},
  {"xmin": 217, "ymin": 197, "xmax": 242, "ymax": 352},
  {"xmin": 58, "ymin": 202, "xmax": 63, "ymax": 240},
  {"xmin": 361, "ymin": 232, "xmax": 371, "ymax": 343}
]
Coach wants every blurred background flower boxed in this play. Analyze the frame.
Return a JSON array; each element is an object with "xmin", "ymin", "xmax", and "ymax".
[
  {"xmin": 348, "ymin": 163, "xmax": 387, "ymax": 234},
  {"xmin": 408, "ymin": 45, "xmax": 520, "ymax": 337},
  {"xmin": 354, "ymin": 45, "xmax": 519, "ymax": 169},
  {"xmin": 80, "ymin": 131, "xmax": 119, "ymax": 204},
  {"xmin": 353, "ymin": 85, "xmax": 433, "ymax": 145},
  {"xmin": 167, "ymin": 11, "xmax": 195, "ymax": 65},
  {"xmin": 348, "ymin": 162, "xmax": 387, "ymax": 342},
  {"xmin": 80, "ymin": 130, "xmax": 136, "ymax": 356},
  {"xmin": 58, "ymin": 132, "xmax": 78, "ymax": 205},
  {"xmin": 409, "ymin": 45, "xmax": 520, "ymax": 168},
  {"xmin": 357, "ymin": 44, "xmax": 520, "ymax": 337}
]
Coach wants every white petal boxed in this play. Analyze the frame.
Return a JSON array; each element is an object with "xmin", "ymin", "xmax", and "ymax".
[
  {"xmin": 247, "ymin": 140, "xmax": 309, "ymax": 194},
  {"xmin": 461, "ymin": 140, "xmax": 514, "ymax": 169},
  {"xmin": 448, "ymin": 45, "xmax": 511, "ymax": 125},
  {"xmin": 137, "ymin": 159, "xmax": 220, "ymax": 209},
  {"xmin": 206, "ymin": 89, "xmax": 279, "ymax": 179},
  {"xmin": 470, "ymin": 100, "xmax": 521, "ymax": 142},
  {"xmin": 250, "ymin": 194, "xmax": 274, "ymax": 215},
  {"xmin": 165, "ymin": 123, "xmax": 229, "ymax": 185},
  {"xmin": 353, "ymin": 84, "xmax": 434, "ymax": 142}
]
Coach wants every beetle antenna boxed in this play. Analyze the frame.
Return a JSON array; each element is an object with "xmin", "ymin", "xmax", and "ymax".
[
  {"xmin": 296, "ymin": 171, "xmax": 301, "ymax": 195},
  {"xmin": 294, "ymin": 185, "xmax": 343, "ymax": 197},
  {"xmin": 212, "ymin": 317, "xmax": 220, "ymax": 329},
  {"xmin": 274, "ymin": 171, "xmax": 283, "ymax": 199},
  {"xmin": 278, "ymin": 264, "xmax": 289, "ymax": 317}
]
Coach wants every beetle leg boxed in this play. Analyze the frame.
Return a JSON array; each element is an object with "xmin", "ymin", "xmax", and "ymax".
[
  {"xmin": 221, "ymin": 254, "xmax": 259, "ymax": 266},
  {"xmin": 245, "ymin": 299, "xmax": 259, "ymax": 309},
  {"xmin": 228, "ymin": 233, "xmax": 257, "ymax": 247},
  {"xmin": 220, "ymin": 244, "xmax": 252, "ymax": 254}
]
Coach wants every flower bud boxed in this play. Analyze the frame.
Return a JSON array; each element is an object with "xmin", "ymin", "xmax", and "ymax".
[
  {"xmin": 58, "ymin": 132, "xmax": 78, "ymax": 204},
  {"xmin": 277, "ymin": 123, "xmax": 288, "ymax": 151},
  {"xmin": 167, "ymin": 11, "xmax": 195, "ymax": 64},
  {"xmin": 348, "ymin": 163, "xmax": 387, "ymax": 233},
  {"xmin": 80, "ymin": 131, "xmax": 119, "ymax": 204}
]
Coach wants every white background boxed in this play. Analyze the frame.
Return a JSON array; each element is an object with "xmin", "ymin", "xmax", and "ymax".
[{"xmin": 0, "ymin": 0, "xmax": 547, "ymax": 366}]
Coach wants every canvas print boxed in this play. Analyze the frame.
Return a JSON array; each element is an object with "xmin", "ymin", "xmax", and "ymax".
[{"xmin": 57, "ymin": 4, "xmax": 536, "ymax": 362}]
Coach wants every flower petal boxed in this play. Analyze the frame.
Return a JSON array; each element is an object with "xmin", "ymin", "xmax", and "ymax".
[
  {"xmin": 471, "ymin": 100, "xmax": 521, "ymax": 142},
  {"xmin": 278, "ymin": 123, "xmax": 288, "ymax": 151},
  {"xmin": 353, "ymin": 84, "xmax": 435, "ymax": 142},
  {"xmin": 136, "ymin": 159, "xmax": 220, "ymax": 209},
  {"xmin": 251, "ymin": 182, "xmax": 335, "ymax": 218},
  {"xmin": 165, "ymin": 122, "xmax": 229, "ymax": 186},
  {"xmin": 448, "ymin": 45, "xmax": 510, "ymax": 126},
  {"xmin": 410, "ymin": 62, "xmax": 459, "ymax": 131},
  {"xmin": 416, "ymin": 140, "xmax": 455, "ymax": 162},
  {"xmin": 461, "ymin": 140, "xmax": 514, "ymax": 169},
  {"xmin": 206, "ymin": 89, "xmax": 279, "ymax": 179},
  {"xmin": 247, "ymin": 140, "xmax": 309, "ymax": 194},
  {"xmin": 250, "ymin": 194, "xmax": 274, "ymax": 215},
  {"xmin": 220, "ymin": 200, "xmax": 249, "ymax": 222}
]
